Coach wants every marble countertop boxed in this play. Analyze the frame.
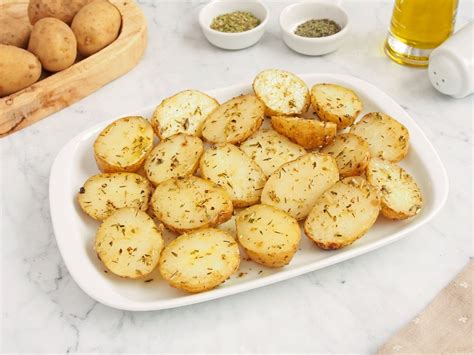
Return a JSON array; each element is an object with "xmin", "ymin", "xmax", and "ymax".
[{"xmin": 1, "ymin": 0, "xmax": 473, "ymax": 353}]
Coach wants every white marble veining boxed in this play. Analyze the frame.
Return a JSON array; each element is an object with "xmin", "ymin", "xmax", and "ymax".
[{"xmin": 1, "ymin": 0, "xmax": 473, "ymax": 353}]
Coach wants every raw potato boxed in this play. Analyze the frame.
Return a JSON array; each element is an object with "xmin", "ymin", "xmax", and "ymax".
[
  {"xmin": 199, "ymin": 144, "xmax": 266, "ymax": 207},
  {"xmin": 77, "ymin": 173, "xmax": 152, "ymax": 220},
  {"xmin": 304, "ymin": 177, "xmax": 381, "ymax": 250},
  {"xmin": 159, "ymin": 228, "xmax": 240, "ymax": 293},
  {"xmin": 144, "ymin": 133, "xmax": 203, "ymax": 186},
  {"xmin": 311, "ymin": 83, "xmax": 363, "ymax": 129},
  {"xmin": 151, "ymin": 176, "xmax": 233, "ymax": 232},
  {"xmin": 71, "ymin": 1, "xmax": 121, "ymax": 57},
  {"xmin": 253, "ymin": 69, "xmax": 310, "ymax": 115},
  {"xmin": 271, "ymin": 115, "xmax": 337, "ymax": 149},
  {"xmin": 28, "ymin": 0, "xmax": 95, "ymax": 25},
  {"xmin": 201, "ymin": 95, "xmax": 264, "ymax": 144},
  {"xmin": 236, "ymin": 204, "xmax": 301, "ymax": 267},
  {"xmin": 95, "ymin": 208, "xmax": 164, "ymax": 278},
  {"xmin": 151, "ymin": 90, "xmax": 219, "ymax": 139},
  {"xmin": 28, "ymin": 18, "xmax": 77, "ymax": 72},
  {"xmin": 261, "ymin": 152, "xmax": 339, "ymax": 220},
  {"xmin": 350, "ymin": 112, "xmax": 410, "ymax": 162},
  {"xmin": 0, "ymin": 44, "xmax": 41, "ymax": 97},
  {"xmin": 366, "ymin": 158, "xmax": 422, "ymax": 220},
  {"xmin": 0, "ymin": 18, "xmax": 31, "ymax": 48},
  {"xmin": 94, "ymin": 116, "xmax": 154, "ymax": 173},
  {"xmin": 320, "ymin": 133, "xmax": 370, "ymax": 177},
  {"xmin": 240, "ymin": 129, "xmax": 306, "ymax": 177}
]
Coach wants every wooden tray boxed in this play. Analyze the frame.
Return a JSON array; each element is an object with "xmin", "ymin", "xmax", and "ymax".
[{"xmin": 0, "ymin": 0, "xmax": 147, "ymax": 137}]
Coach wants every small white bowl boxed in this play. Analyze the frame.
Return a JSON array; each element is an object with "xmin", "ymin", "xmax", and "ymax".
[
  {"xmin": 199, "ymin": 0, "xmax": 269, "ymax": 50},
  {"xmin": 280, "ymin": 2, "xmax": 350, "ymax": 56}
]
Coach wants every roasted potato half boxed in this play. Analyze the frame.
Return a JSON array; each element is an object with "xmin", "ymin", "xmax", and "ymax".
[
  {"xmin": 366, "ymin": 158, "xmax": 422, "ymax": 220},
  {"xmin": 144, "ymin": 133, "xmax": 203, "ymax": 186},
  {"xmin": 240, "ymin": 129, "xmax": 306, "ymax": 177},
  {"xmin": 199, "ymin": 144, "xmax": 266, "ymax": 207},
  {"xmin": 320, "ymin": 133, "xmax": 370, "ymax": 177},
  {"xmin": 261, "ymin": 152, "xmax": 339, "ymax": 220},
  {"xmin": 253, "ymin": 69, "xmax": 310, "ymax": 115},
  {"xmin": 95, "ymin": 208, "xmax": 164, "ymax": 278},
  {"xmin": 94, "ymin": 116, "xmax": 154, "ymax": 173},
  {"xmin": 151, "ymin": 176, "xmax": 233, "ymax": 232},
  {"xmin": 78, "ymin": 173, "xmax": 152, "ymax": 221},
  {"xmin": 311, "ymin": 83, "xmax": 362, "ymax": 129},
  {"xmin": 201, "ymin": 95, "xmax": 264, "ymax": 144},
  {"xmin": 151, "ymin": 90, "xmax": 219, "ymax": 139},
  {"xmin": 350, "ymin": 112, "xmax": 410, "ymax": 162},
  {"xmin": 236, "ymin": 204, "xmax": 301, "ymax": 267},
  {"xmin": 159, "ymin": 228, "xmax": 240, "ymax": 293},
  {"xmin": 271, "ymin": 115, "xmax": 337, "ymax": 149},
  {"xmin": 305, "ymin": 177, "xmax": 381, "ymax": 250}
]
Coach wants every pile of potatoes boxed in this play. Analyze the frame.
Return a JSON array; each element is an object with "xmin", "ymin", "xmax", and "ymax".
[{"xmin": 0, "ymin": 0, "xmax": 122, "ymax": 97}]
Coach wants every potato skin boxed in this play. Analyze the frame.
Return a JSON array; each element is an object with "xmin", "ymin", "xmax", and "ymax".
[
  {"xmin": 28, "ymin": 17, "xmax": 77, "ymax": 72},
  {"xmin": 71, "ymin": 1, "xmax": 122, "ymax": 57},
  {"xmin": 28, "ymin": 0, "xmax": 95, "ymax": 25},
  {"xmin": 0, "ymin": 44, "xmax": 41, "ymax": 97},
  {"xmin": 0, "ymin": 18, "xmax": 31, "ymax": 48}
]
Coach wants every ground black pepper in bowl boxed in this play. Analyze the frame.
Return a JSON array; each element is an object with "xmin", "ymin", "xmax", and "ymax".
[{"xmin": 294, "ymin": 19, "xmax": 341, "ymax": 38}]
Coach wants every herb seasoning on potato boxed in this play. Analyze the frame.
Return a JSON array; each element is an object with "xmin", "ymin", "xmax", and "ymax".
[{"xmin": 210, "ymin": 11, "xmax": 260, "ymax": 33}]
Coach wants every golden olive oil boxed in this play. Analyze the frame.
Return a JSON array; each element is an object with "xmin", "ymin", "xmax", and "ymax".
[{"xmin": 385, "ymin": 0, "xmax": 458, "ymax": 67}]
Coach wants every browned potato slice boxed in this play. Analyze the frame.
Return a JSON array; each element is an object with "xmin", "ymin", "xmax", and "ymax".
[
  {"xmin": 236, "ymin": 204, "xmax": 301, "ymax": 267},
  {"xmin": 366, "ymin": 158, "xmax": 422, "ymax": 220},
  {"xmin": 201, "ymin": 95, "xmax": 264, "ymax": 144},
  {"xmin": 320, "ymin": 133, "xmax": 370, "ymax": 177},
  {"xmin": 150, "ymin": 176, "xmax": 233, "ymax": 232},
  {"xmin": 94, "ymin": 116, "xmax": 154, "ymax": 173},
  {"xmin": 253, "ymin": 69, "xmax": 310, "ymax": 115},
  {"xmin": 311, "ymin": 83, "xmax": 362, "ymax": 129},
  {"xmin": 261, "ymin": 153, "xmax": 339, "ymax": 220},
  {"xmin": 271, "ymin": 115, "xmax": 337, "ymax": 149},
  {"xmin": 144, "ymin": 133, "xmax": 203, "ymax": 186},
  {"xmin": 240, "ymin": 129, "xmax": 306, "ymax": 176},
  {"xmin": 78, "ymin": 173, "xmax": 152, "ymax": 221},
  {"xmin": 159, "ymin": 228, "xmax": 240, "ymax": 293},
  {"xmin": 350, "ymin": 112, "xmax": 410, "ymax": 162},
  {"xmin": 199, "ymin": 144, "xmax": 266, "ymax": 207},
  {"xmin": 95, "ymin": 208, "xmax": 164, "ymax": 278},
  {"xmin": 304, "ymin": 177, "xmax": 381, "ymax": 250},
  {"xmin": 151, "ymin": 90, "xmax": 219, "ymax": 139}
]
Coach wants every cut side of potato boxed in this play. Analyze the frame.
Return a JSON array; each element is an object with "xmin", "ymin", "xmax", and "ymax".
[
  {"xmin": 236, "ymin": 204, "xmax": 301, "ymax": 267},
  {"xmin": 144, "ymin": 133, "xmax": 203, "ymax": 186},
  {"xmin": 320, "ymin": 133, "xmax": 370, "ymax": 177},
  {"xmin": 95, "ymin": 208, "xmax": 164, "ymax": 278},
  {"xmin": 159, "ymin": 228, "xmax": 240, "ymax": 293},
  {"xmin": 201, "ymin": 95, "xmax": 264, "ymax": 144},
  {"xmin": 311, "ymin": 83, "xmax": 362, "ymax": 129},
  {"xmin": 366, "ymin": 158, "xmax": 422, "ymax": 220},
  {"xmin": 350, "ymin": 112, "xmax": 410, "ymax": 162},
  {"xmin": 78, "ymin": 173, "xmax": 152, "ymax": 221},
  {"xmin": 253, "ymin": 69, "xmax": 310, "ymax": 115},
  {"xmin": 94, "ymin": 116, "xmax": 154, "ymax": 173},
  {"xmin": 240, "ymin": 129, "xmax": 306, "ymax": 177},
  {"xmin": 199, "ymin": 144, "xmax": 266, "ymax": 207},
  {"xmin": 151, "ymin": 176, "xmax": 233, "ymax": 232},
  {"xmin": 271, "ymin": 115, "xmax": 337, "ymax": 149},
  {"xmin": 261, "ymin": 152, "xmax": 339, "ymax": 220},
  {"xmin": 304, "ymin": 177, "xmax": 381, "ymax": 250},
  {"xmin": 151, "ymin": 90, "xmax": 219, "ymax": 139}
]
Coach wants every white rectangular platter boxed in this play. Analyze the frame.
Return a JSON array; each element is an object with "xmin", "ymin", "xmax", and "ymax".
[{"xmin": 49, "ymin": 73, "xmax": 449, "ymax": 311}]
